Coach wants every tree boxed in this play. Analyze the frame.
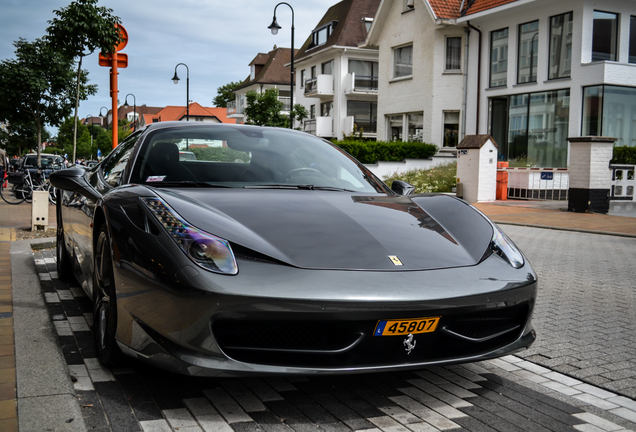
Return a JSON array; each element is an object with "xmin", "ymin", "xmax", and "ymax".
[
  {"xmin": 213, "ymin": 81, "xmax": 242, "ymax": 108},
  {"xmin": 0, "ymin": 121, "xmax": 50, "ymax": 157},
  {"xmin": 57, "ymin": 116, "xmax": 112, "ymax": 160},
  {"xmin": 0, "ymin": 38, "xmax": 93, "ymax": 166},
  {"xmin": 243, "ymin": 89, "xmax": 290, "ymax": 128},
  {"xmin": 291, "ymin": 104, "xmax": 309, "ymax": 131},
  {"xmin": 46, "ymin": 0, "xmax": 123, "ymax": 163}
]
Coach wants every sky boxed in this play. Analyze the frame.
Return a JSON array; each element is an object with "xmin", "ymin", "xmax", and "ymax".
[{"xmin": 0, "ymin": 0, "xmax": 337, "ymax": 135}]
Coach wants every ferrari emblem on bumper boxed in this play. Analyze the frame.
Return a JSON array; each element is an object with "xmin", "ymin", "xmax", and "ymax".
[
  {"xmin": 403, "ymin": 333, "xmax": 416, "ymax": 354},
  {"xmin": 388, "ymin": 255, "xmax": 403, "ymax": 266}
]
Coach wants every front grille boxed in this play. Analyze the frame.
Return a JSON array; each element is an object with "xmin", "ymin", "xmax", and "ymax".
[{"xmin": 212, "ymin": 303, "xmax": 531, "ymax": 368}]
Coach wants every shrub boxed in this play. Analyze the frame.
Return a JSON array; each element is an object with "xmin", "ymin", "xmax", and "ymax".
[
  {"xmin": 383, "ymin": 161, "xmax": 457, "ymax": 193},
  {"xmin": 612, "ymin": 146, "xmax": 636, "ymax": 164},
  {"xmin": 332, "ymin": 139, "xmax": 437, "ymax": 164}
]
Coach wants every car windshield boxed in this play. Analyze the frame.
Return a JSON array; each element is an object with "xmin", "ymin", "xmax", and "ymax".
[
  {"xmin": 131, "ymin": 125, "xmax": 389, "ymax": 193},
  {"xmin": 22, "ymin": 155, "xmax": 61, "ymax": 169}
]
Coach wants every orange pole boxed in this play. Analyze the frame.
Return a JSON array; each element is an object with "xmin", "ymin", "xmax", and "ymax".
[{"xmin": 111, "ymin": 54, "xmax": 119, "ymax": 149}]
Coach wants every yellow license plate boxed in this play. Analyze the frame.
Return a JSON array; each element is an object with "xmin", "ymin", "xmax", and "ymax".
[{"xmin": 374, "ymin": 317, "xmax": 440, "ymax": 336}]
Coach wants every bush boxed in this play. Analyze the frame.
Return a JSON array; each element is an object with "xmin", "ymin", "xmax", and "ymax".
[
  {"xmin": 383, "ymin": 161, "xmax": 457, "ymax": 194},
  {"xmin": 332, "ymin": 139, "xmax": 437, "ymax": 164},
  {"xmin": 191, "ymin": 146, "xmax": 250, "ymax": 163},
  {"xmin": 612, "ymin": 146, "xmax": 636, "ymax": 164}
]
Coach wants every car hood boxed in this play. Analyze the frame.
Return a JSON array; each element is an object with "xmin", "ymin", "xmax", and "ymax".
[{"xmin": 151, "ymin": 189, "xmax": 494, "ymax": 271}]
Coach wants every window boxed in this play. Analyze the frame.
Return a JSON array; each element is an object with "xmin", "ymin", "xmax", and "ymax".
[
  {"xmin": 504, "ymin": 89, "xmax": 570, "ymax": 168},
  {"xmin": 347, "ymin": 101, "xmax": 377, "ymax": 133},
  {"xmin": 443, "ymin": 112, "xmax": 460, "ymax": 147},
  {"xmin": 490, "ymin": 28, "xmax": 509, "ymax": 87},
  {"xmin": 349, "ymin": 59, "xmax": 379, "ymax": 90},
  {"xmin": 310, "ymin": 105, "xmax": 316, "ymax": 119},
  {"xmin": 387, "ymin": 112, "xmax": 424, "ymax": 142},
  {"xmin": 311, "ymin": 21, "xmax": 336, "ymax": 48},
  {"xmin": 518, "ymin": 20, "xmax": 539, "ymax": 84},
  {"xmin": 362, "ymin": 18, "xmax": 373, "ymax": 33},
  {"xmin": 320, "ymin": 102, "xmax": 332, "ymax": 117},
  {"xmin": 629, "ymin": 16, "xmax": 636, "ymax": 63},
  {"xmin": 583, "ymin": 85, "xmax": 636, "ymax": 146},
  {"xmin": 445, "ymin": 37, "xmax": 462, "ymax": 70},
  {"xmin": 549, "ymin": 12, "xmax": 573, "ymax": 79},
  {"xmin": 321, "ymin": 60, "xmax": 333, "ymax": 75},
  {"xmin": 310, "ymin": 66, "xmax": 316, "ymax": 79},
  {"xmin": 393, "ymin": 44, "xmax": 413, "ymax": 79},
  {"xmin": 592, "ymin": 11, "xmax": 618, "ymax": 61},
  {"xmin": 300, "ymin": 69, "xmax": 305, "ymax": 88},
  {"xmin": 102, "ymin": 132, "xmax": 141, "ymax": 186}
]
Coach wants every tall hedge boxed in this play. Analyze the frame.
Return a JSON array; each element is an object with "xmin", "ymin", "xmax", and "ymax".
[
  {"xmin": 332, "ymin": 139, "xmax": 438, "ymax": 164},
  {"xmin": 612, "ymin": 146, "xmax": 636, "ymax": 164}
]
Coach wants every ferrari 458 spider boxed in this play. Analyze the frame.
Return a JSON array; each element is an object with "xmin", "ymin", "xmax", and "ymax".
[{"xmin": 50, "ymin": 122, "xmax": 536, "ymax": 377}]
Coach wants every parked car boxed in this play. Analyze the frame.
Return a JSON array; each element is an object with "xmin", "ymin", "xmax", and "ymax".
[
  {"xmin": 50, "ymin": 122, "xmax": 537, "ymax": 377},
  {"xmin": 21, "ymin": 153, "xmax": 63, "ymax": 176},
  {"xmin": 178, "ymin": 151, "xmax": 197, "ymax": 161}
]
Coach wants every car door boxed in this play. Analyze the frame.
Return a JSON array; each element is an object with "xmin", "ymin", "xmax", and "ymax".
[{"xmin": 71, "ymin": 133, "xmax": 142, "ymax": 294}]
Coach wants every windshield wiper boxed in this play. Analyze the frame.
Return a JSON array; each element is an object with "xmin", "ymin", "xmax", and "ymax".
[
  {"xmin": 243, "ymin": 184, "xmax": 356, "ymax": 192},
  {"xmin": 146, "ymin": 181, "xmax": 231, "ymax": 188}
]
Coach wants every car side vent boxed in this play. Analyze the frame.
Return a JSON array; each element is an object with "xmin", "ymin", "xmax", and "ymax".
[{"xmin": 231, "ymin": 244, "xmax": 288, "ymax": 266}]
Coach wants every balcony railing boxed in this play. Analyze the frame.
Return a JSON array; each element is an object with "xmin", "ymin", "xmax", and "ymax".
[
  {"xmin": 344, "ymin": 73, "xmax": 378, "ymax": 94},
  {"xmin": 303, "ymin": 75, "xmax": 334, "ymax": 97},
  {"xmin": 226, "ymin": 100, "xmax": 244, "ymax": 116}
]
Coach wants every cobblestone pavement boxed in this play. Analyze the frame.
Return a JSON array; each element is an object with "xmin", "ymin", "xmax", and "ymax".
[
  {"xmin": 499, "ymin": 226, "xmax": 636, "ymax": 400},
  {"xmin": 29, "ymin": 236, "xmax": 636, "ymax": 432}
]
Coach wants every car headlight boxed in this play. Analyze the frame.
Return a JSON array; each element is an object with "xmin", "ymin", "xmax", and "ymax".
[
  {"xmin": 141, "ymin": 197, "xmax": 238, "ymax": 275},
  {"xmin": 491, "ymin": 226, "xmax": 524, "ymax": 269}
]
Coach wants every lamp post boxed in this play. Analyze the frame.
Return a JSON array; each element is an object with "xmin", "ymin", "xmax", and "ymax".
[
  {"xmin": 268, "ymin": 2, "xmax": 294, "ymax": 129},
  {"xmin": 99, "ymin": 106, "xmax": 109, "ymax": 129},
  {"xmin": 172, "ymin": 63, "xmax": 189, "ymax": 121},
  {"xmin": 123, "ymin": 93, "xmax": 137, "ymax": 131}
]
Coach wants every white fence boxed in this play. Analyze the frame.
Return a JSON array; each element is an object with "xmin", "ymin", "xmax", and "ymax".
[
  {"xmin": 502, "ymin": 167, "xmax": 569, "ymax": 200},
  {"xmin": 610, "ymin": 164, "xmax": 635, "ymax": 201}
]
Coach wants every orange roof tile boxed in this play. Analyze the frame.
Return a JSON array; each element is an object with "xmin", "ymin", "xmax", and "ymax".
[
  {"xmin": 147, "ymin": 103, "xmax": 236, "ymax": 124},
  {"xmin": 427, "ymin": 0, "xmax": 520, "ymax": 19}
]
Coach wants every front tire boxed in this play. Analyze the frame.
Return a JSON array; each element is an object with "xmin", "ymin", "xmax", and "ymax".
[{"xmin": 93, "ymin": 224, "xmax": 121, "ymax": 366}]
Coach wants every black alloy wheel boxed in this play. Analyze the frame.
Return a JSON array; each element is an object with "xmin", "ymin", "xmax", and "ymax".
[
  {"xmin": 93, "ymin": 224, "xmax": 122, "ymax": 366},
  {"xmin": 56, "ymin": 196, "xmax": 73, "ymax": 281}
]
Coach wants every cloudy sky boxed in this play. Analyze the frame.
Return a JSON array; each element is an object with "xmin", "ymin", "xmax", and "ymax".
[{"xmin": 0, "ymin": 0, "xmax": 337, "ymax": 135}]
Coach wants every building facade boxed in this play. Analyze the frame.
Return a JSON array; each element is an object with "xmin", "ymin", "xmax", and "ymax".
[
  {"xmin": 294, "ymin": 0, "xmax": 381, "ymax": 140},
  {"xmin": 457, "ymin": 0, "xmax": 636, "ymax": 168}
]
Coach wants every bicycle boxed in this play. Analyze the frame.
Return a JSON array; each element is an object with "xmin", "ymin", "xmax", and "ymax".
[{"xmin": 0, "ymin": 168, "xmax": 57, "ymax": 205}]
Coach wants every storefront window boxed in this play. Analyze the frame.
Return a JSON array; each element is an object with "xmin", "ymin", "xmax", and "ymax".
[
  {"xmin": 505, "ymin": 90, "xmax": 569, "ymax": 168},
  {"xmin": 583, "ymin": 85, "xmax": 636, "ymax": 146}
]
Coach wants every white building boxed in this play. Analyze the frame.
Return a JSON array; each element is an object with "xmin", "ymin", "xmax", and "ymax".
[
  {"xmin": 456, "ymin": 0, "xmax": 636, "ymax": 168},
  {"xmin": 227, "ymin": 47, "xmax": 295, "ymax": 125},
  {"xmin": 294, "ymin": 0, "xmax": 381, "ymax": 140},
  {"xmin": 364, "ymin": 0, "xmax": 465, "ymax": 152}
]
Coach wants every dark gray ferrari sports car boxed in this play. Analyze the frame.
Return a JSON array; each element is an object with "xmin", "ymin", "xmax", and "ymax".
[{"xmin": 50, "ymin": 121, "xmax": 536, "ymax": 377}]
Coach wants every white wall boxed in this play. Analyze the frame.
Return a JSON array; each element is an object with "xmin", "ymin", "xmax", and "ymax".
[{"xmin": 375, "ymin": 2, "xmax": 464, "ymax": 146}]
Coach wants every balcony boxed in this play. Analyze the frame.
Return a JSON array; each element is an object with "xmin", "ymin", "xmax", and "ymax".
[
  {"xmin": 226, "ymin": 100, "xmax": 244, "ymax": 118},
  {"xmin": 343, "ymin": 116, "xmax": 377, "ymax": 138},
  {"xmin": 303, "ymin": 75, "xmax": 334, "ymax": 99},
  {"xmin": 344, "ymin": 73, "xmax": 378, "ymax": 100},
  {"xmin": 304, "ymin": 117, "xmax": 333, "ymax": 138}
]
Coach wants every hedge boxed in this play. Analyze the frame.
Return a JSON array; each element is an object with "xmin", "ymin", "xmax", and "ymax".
[
  {"xmin": 331, "ymin": 139, "xmax": 438, "ymax": 164},
  {"xmin": 612, "ymin": 146, "xmax": 636, "ymax": 165}
]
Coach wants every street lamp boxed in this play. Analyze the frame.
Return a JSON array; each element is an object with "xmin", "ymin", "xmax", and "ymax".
[
  {"xmin": 172, "ymin": 63, "xmax": 189, "ymax": 121},
  {"xmin": 268, "ymin": 2, "xmax": 294, "ymax": 129},
  {"xmin": 123, "ymin": 93, "xmax": 137, "ymax": 131},
  {"xmin": 99, "ymin": 106, "xmax": 109, "ymax": 129}
]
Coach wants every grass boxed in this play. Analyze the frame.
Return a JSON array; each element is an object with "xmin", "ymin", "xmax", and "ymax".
[{"xmin": 383, "ymin": 161, "xmax": 457, "ymax": 194}]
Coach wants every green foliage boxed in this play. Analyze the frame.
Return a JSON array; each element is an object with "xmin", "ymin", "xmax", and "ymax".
[
  {"xmin": 243, "ymin": 89, "xmax": 289, "ymax": 128},
  {"xmin": 291, "ymin": 104, "xmax": 309, "ymax": 130},
  {"xmin": 56, "ymin": 117, "xmax": 111, "ymax": 159},
  {"xmin": 0, "ymin": 122, "xmax": 50, "ymax": 157},
  {"xmin": 213, "ymin": 81, "xmax": 242, "ymax": 108},
  {"xmin": 332, "ymin": 139, "xmax": 438, "ymax": 164},
  {"xmin": 0, "ymin": 38, "xmax": 89, "ymax": 165},
  {"xmin": 383, "ymin": 162, "xmax": 457, "ymax": 194},
  {"xmin": 46, "ymin": 0, "xmax": 123, "ymax": 58},
  {"xmin": 190, "ymin": 146, "xmax": 250, "ymax": 163},
  {"xmin": 612, "ymin": 146, "xmax": 636, "ymax": 164}
]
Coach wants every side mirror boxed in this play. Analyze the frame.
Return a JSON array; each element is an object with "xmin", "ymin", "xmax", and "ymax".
[
  {"xmin": 391, "ymin": 180, "xmax": 415, "ymax": 196},
  {"xmin": 49, "ymin": 167, "xmax": 101, "ymax": 201}
]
